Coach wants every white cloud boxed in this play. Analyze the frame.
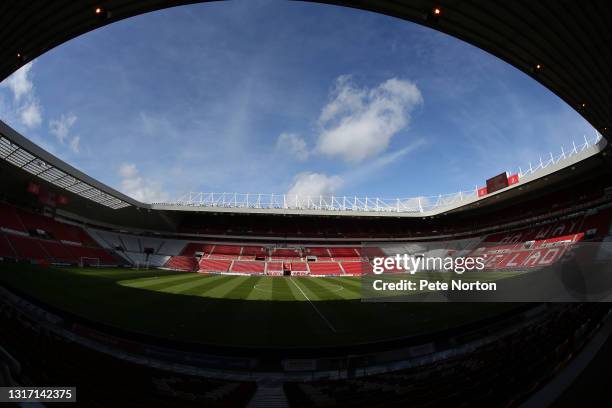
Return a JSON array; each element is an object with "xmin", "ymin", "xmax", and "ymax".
[
  {"xmin": 1, "ymin": 63, "xmax": 33, "ymax": 103},
  {"xmin": 118, "ymin": 163, "xmax": 138, "ymax": 179},
  {"xmin": 276, "ymin": 132, "xmax": 309, "ymax": 161},
  {"xmin": 68, "ymin": 135, "xmax": 80, "ymax": 154},
  {"xmin": 286, "ymin": 172, "xmax": 343, "ymax": 207},
  {"xmin": 49, "ymin": 113, "xmax": 77, "ymax": 143},
  {"xmin": 20, "ymin": 102, "xmax": 42, "ymax": 128},
  {"xmin": 49, "ymin": 113, "xmax": 81, "ymax": 153},
  {"xmin": 0, "ymin": 62, "xmax": 44, "ymax": 129},
  {"xmin": 117, "ymin": 163, "xmax": 168, "ymax": 203},
  {"xmin": 316, "ymin": 76, "xmax": 423, "ymax": 163}
]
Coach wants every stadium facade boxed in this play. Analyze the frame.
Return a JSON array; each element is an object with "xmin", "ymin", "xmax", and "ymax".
[{"xmin": 1, "ymin": 1, "xmax": 612, "ymax": 407}]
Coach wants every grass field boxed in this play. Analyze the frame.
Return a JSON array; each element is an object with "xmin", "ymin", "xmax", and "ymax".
[{"xmin": 0, "ymin": 263, "xmax": 522, "ymax": 347}]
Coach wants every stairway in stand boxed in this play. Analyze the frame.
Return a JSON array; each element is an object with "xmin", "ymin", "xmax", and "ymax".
[{"xmin": 247, "ymin": 381, "xmax": 289, "ymax": 408}]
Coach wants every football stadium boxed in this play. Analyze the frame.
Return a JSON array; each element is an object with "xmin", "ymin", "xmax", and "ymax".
[{"xmin": 1, "ymin": 1, "xmax": 612, "ymax": 407}]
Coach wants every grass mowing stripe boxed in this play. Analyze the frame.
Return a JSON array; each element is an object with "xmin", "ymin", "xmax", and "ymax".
[
  {"xmin": 117, "ymin": 273, "xmax": 185, "ymax": 285},
  {"xmin": 122, "ymin": 273, "xmax": 204, "ymax": 289},
  {"xmin": 289, "ymin": 278, "xmax": 337, "ymax": 333},
  {"xmin": 267, "ymin": 278, "xmax": 335, "ymax": 339},
  {"xmin": 246, "ymin": 276, "xmax": 302, "ymax": 301},
  {"xmin": 335, "ymin": 276, "xmax": 362, "ymax": 289},
  {"xmin": 272, "ymin": 277, "xmax": 296, "ymax": 301},
  {"xmin": 199, "ymin": 276, "xmax": 253, "ymax": 299},
  {"xmin": 312, "ymin": 278, "xmax": 361, "ymax": 299},
  {"xmin": 156, "ymin": 275, "xmax": 223, "ymax": 294},
  {"xmin": 297, "ymin": 278, "xmax": 346, "ymax": 300},
  {"xmin": 218, "ymin": 277, "xmax": 261, "ymax": 300},
  {"xmin": 178, "ymin": 275, "xmax": 236, "ymax": 296},
  {"xmin": 0, "ymin": 264, "xmax": 523, "ymax": 347}
]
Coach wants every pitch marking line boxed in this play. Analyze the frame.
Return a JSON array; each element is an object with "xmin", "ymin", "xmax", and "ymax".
[
  {"xmin": 254, "ymin": 282, "xmax": 343, "ymax": 293},
  {"xmin": 289, "ymin": 278, "xmax": 338, "ymax": 333},
  {"xmin": 253, "ymin": 283, "xmax": 275, "ymax": 293}
]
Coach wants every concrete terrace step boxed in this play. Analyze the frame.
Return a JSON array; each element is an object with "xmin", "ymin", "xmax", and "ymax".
[{"xmin": 247, "ymin": 382, "xmax": 289, "ymax": 408}]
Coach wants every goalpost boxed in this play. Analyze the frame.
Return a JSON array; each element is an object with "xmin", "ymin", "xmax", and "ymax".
[{"xmin": 79, "ymin": 257, "xmax": 100, "ymax": 268}]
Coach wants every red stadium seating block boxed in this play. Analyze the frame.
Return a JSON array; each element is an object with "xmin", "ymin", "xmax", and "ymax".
[
  {"xmin": 329, "ymin": 247, "xmax": 360, "ymax": 258},
  {"xmin": 7, "ymin": 235, "xmax": 49, "ymax": 260},
  {"xmin": 212, "ymin": 245, "xmax": 242, "ymax": 255},
  {"xmin": 0, "ymin": 203, "xmax": 27, "ymax": 233},
  {"xmin": 164, "ymin": 256, "xmax": 198, "ymax": 272},
  {"xmin": 0, "ymin": 235, "xmax": 16, "ymax": 257},
  {"xmin": 308, "ymin": 262, "xmax": 343, "ymax": 275},
  {"xmin": 290, "ymin": 262, "xmax": 308, "ymax": 272},
  {"xmin": 199, "ymin": 258, "xmax": 232, "ymax": 273},
  {"xmin": 231, "ymin": 261, "xmax": 265, "ymax": 273},
  {"xmin": 341, "ymin": 262, "xmax": 372, "ymax": 275}
]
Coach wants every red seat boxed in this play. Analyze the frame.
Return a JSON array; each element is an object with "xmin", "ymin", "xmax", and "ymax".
[
  {"xmin": 164, "ymin": 256, "xmax": 198, "ymax": 272},
  {"xmin": 0, "ymin": 203, "xmax": 27, "ymax": 232},
  {"xmin": 304, "ymin": 247, "xmax": 331, "ymax": 257},
  {"xmin": 7, "ymin": 235, "xmax": 49, "ymax": 260},
  {"xmin": 231, "ymin": 261, "xmax": 265, "ymax": 273},
  {"xmin": 199, "ymin": 258, "xmax": 232, "ymax": 273},
  {"xmin": 341, "ymin": 262, "xmax": 372, "ymax": 275},
  {"xmin": 0, "ymin": 235, "xmax": 16, "ymax": 257},
  {"xmin": 39, "ymin": 240, "xmax": 77, "ymax": 263},
  {"xmin": 329, "ymin": 247, "xmax": 360, "ymax": 258},
  {"xmin": 267, "ymin": 262, "xmax": 283, "ymax": 272},
  {"xmin": 212, "ymin": 245, "xmax": 242, "ymax": 255},
  {"xmin": 308, "ymin": 262, "xmax": 343, "ymax": 275},
  {"xmin": 290, "ymin": 262, "xmax": 308, "ymax": 272}
]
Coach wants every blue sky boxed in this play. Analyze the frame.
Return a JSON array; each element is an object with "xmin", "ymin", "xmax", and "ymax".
[{"xmin": 0, "ymin": 0, "xmax": 595, "ymax": 203}]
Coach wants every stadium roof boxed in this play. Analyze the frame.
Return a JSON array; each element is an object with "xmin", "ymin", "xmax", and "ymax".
[
  {"xmin": 1, "ymin": 0, "xmax": 611, "ymax": 215},
  {"xmin": 1, "ymin": 1, "xmax": 609, "ymax": 141},
  {"xmin": 0, "ymin": 120, "xmax": 137, "ymax": 209}
]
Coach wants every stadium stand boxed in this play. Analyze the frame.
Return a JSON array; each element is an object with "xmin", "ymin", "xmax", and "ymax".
[
  {"xmin": 18, "ymin": 210, "xmax": 57, "ymax": 234},
  {"xmin": 304, "ymin": 247, "xmax": 331, "ymax": 257},
  {"xmin": 157, "ymin": 239, "xmax": 190, "ymax": 256},
  {"xmin": 0, "ymin": 234, "xmax": 15, "ymax": 258},
  {"xmin": 241, "ymin": 245, "xmax": 267, "ymax": 256},
  {"xmin": 340, "ymin": 261, "xmax": 372, "ymax": 275},
  {"xmin": 180, "ymin": 243, "xmax": 214, "ymax": 256},
  {"xmin": 0, "ymin": 205, "xmax": 125, "ymax": 265},
  {"xmin": 283, "ymin": 304, "xmax": 611, "ymax": 408},
  {"xmin": 6, "ymin": 235, "xmax": 48, "ymax": 260},
  {"xmin": 121, "ymin": 235, "xmax": 141, "ymax": 253},
  {"xmin": 308, "ymin": 262, "xmax": 343, "ymax": 276},
  {"xmin": 54, "ymin": 222, "xmax": 97, "ymax": 245},
  {"xmin": 266, "ymin": 262, "xmax": 284, "ymax": 276},
  {"xmin": 3, "ymin": 195, "xmax": 612, "ymax": 277},
  {"xmin": 0, "ymin": 203, "xmax": 28, "ymax": 233},
  {"xmin": 38, "ymin": 240, "xmax": 77, "ymax": 263},
  {"xmin": 88, "ymin": 229, "xmax": 124, "ymax": 250},
  {"xmin": 230, "ymin": 261, "xmax": 265, "ymax": 274},
  {"xmin": 328, "ymin": 247, "xmax": 360, "ymax": 258},
  {"xmin": 0, "ymin": 300, "xmax": 257, "ymax": 407},
  {"xmin": 212, "ymin": 245, "xmax": 242, "ymax": 256},
  {"xmin": 199, "ymin": 259, "xmax": 232, "ymax": 273},
  {"xmin": 290, "ymin": 262, "xmax": 309, "ymax": 272},
  {"xmin": 124, "ymin": 252, "xmax": 170, "ymax": 268},
  {"xmin": 100, "ymin": 202, "xmax": 612, "ymax": 275},
  {"xmin": 272, "ymin": 248, "xmax": 301, "ymax": 257},
  {"xmin": 164, "ymin": 256, "xmax": 198, "ymax": 272}
]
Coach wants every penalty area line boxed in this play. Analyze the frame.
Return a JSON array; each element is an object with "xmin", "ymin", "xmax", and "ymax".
[{"xmin": 289, "ymin": 278, "xmax": 337, "ymax": 333}]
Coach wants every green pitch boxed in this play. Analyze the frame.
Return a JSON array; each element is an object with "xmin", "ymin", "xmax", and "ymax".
[{"xmin": 0, "ymin": 263, "xmax": 520, "ymax": 347}]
